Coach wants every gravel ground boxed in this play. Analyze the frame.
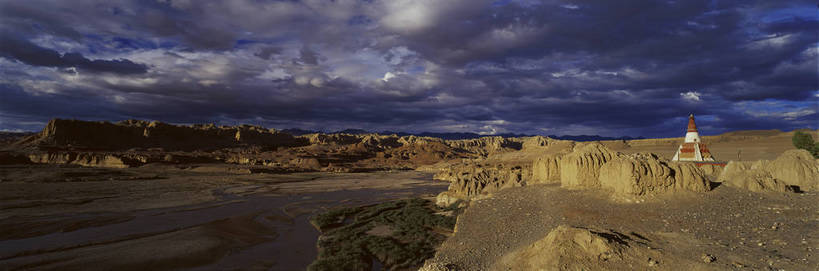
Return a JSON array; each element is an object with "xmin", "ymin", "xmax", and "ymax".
[{"xmin": 427, "ymin": 183, "xmax": 818, "ymax": 270}]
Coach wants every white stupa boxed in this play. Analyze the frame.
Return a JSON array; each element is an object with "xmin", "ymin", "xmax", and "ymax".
[{"xmin": 672, "ymin": 114, "xmax": 715, "ymax": 161}]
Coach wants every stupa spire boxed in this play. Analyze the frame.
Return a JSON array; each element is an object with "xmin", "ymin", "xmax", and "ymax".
[{"xmin": 687, "ymin": 114, "xmax": 697, "ymax": 132}]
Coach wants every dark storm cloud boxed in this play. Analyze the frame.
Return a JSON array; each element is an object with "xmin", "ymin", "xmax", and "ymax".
[
  {"xmin": 299, "ymin": 46, "xmax": 319, "ymax": 65},
  {"xmin": 0, "ymin": 0, "xmax": 816, "ymax": 137},
  {"xmin": 255, "ymin": 46, "xmax": 282, "ymax": 60},
  {"xmin": 0, "ymin": 36, "xmax": 148, "ymax": 74},
  {"xmin": 0, "ymin": 83, "xmax": 127, "ymax": 131}
]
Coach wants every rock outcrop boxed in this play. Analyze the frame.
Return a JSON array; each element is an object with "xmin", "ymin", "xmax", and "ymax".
[
  {"xmin": 696, "ymin": 163, "xmax": 724, "ymax": 178},
  {"xmin": 225, "ymin": 155, "xmax": 322, "ymax": 171},
  {"xmin": 598, "ymin": 153, "xmax": 710, "ymax": 196},
  {"xmin": 20, "ymin": 119, "xmax": 550, "ymax": 170},
  {"xmin": 27, "ymin": 152, "xmax": 148, "ymax": 168},
  {"xmin": 34, "ymin": 119, "xmax": 309, "ymax": 151},
  {"xmin": 718, "ymin": 149, "xmax": 818, "ymax": 192},
  {"xmin": 445, "ymin": 136, "xmax": 521, "ymax": 156},
  {"xmin": 289, "ymin": 157, "xmax": 322, "ymax": 170},
  {"xmin": 495, "ymin": 225, "xmax": 656, "ymax": 271},
  {"xmin": 719, "ymin": 161, "xmax": 794, "ymax": 192},
  {"xmin": 531, "ymin": 153, "xmax": 564, "ymax": 184},
  {"xmin": 766, "ymin": 149, "xmax": 819, "ymax": 191},
  {"xmin": 440, "ymin": 163, "xmax": 528, "ymax": 199},
  {"xmin": 559, "ymin": 143, "xmax": 618, "ymax": 189},
  {"xmin": 520, "ymin": 136, "xmax": 556, "ymax": 151}
]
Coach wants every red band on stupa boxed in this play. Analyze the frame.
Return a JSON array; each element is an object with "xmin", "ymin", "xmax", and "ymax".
[{"xmin": 687, "ymin": 115, "xmax": 697, "ymax": 132}]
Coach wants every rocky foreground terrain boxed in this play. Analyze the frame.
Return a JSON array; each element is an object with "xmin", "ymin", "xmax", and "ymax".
[
  {"xmin": 424, "ymin": 130, "xmax": 818, "ymax": 270},
  {"xmin": 0, "ymin": 119, "xmax": 816, "ymax": 270}
]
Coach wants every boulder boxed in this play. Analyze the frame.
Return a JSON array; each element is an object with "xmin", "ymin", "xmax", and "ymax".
[
  {"xmin": 599, "ymin": 153, "xmax": 710, "ymax": 196},
  {"xmin": 435, "ymin": 191, "xmax": 465, "ymax": 208},
  {"xmin": 288, "ymin": 157, "xmax": 322, "ymax": 170},
  {"xmin": 560, "ymin": 143, "xmax": 617, "ymax": 189}
]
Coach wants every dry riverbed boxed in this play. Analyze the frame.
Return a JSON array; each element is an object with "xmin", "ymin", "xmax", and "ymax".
[{"xmin": 0, "ymin": 164, "xmax": 448, "ymax": 270}]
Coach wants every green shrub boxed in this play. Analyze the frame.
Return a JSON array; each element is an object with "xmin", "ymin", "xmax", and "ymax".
[
  {"xmin": 307, "ymin": 198, "xmax": 460, "ymax": 270},
  {"xmin": 792, "ymin": 131, "xmax": 819, "ymax": 158}
]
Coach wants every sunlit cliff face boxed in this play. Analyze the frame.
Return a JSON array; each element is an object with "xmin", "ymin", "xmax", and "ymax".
[{"xmin": 0, "ymin": 0, "xmax": 816, "ymax": 137}]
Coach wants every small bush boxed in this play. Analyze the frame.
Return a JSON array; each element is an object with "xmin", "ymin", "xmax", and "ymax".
[{"xmin": 792, "ymin": 131, "xmax": 819, "ymax": 158}]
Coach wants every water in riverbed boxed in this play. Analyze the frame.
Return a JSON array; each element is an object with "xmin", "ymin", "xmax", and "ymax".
[{"xmin": 0, "ymin": 171, "xmax": 448, "ymax": 270}]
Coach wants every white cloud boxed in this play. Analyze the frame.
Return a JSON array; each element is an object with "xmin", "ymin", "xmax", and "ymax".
[
  {"xmin": 680, "ymin": 91, "xmax": 701, "ymax": 102},
  {"xmin": 380, "ymin": 0, "xmax": 438, "ymax": 33},
  {"xmin": 294, "ymin": 76, "xmax": 312, "ymax": 85},
  {"xmin": 103, "ymin": 76, "xmax": 158, "ymax": 87},
  {"xmin": 747, "ymin": 34, "xmax": 791, "ymax": 50},
  {"xmin": 257, "ymin": 68, "xmax": 290, "ymax": 81},
  {"xmin": 382, "ymin": 71, "xmax": 398, "ymax": 81},
  {"xmin": 309, "ymin": 77, "xmax": 325, "ymax": 87},
  {"xmin": 19, "ymin": 80, "xmax": 59, "ymax": 94},
  {"xmin": 746, "ymin": 108, "xmax": 816, "ymax": 120}
]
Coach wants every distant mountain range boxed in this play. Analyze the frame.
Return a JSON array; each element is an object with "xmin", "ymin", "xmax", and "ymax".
[{"xmin": 279, "ymin": 128, "xmax": 645, "ymax": 142}]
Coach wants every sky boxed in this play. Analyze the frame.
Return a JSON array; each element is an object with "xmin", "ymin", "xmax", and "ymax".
[{"xmin": 0, "ymin": 0, "xmax": 816, "ymax": 138}]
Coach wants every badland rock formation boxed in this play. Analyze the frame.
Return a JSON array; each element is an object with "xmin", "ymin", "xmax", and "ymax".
[
  {"xmin": 2, "ymin": 119, "xmax": 541, "ymax": 171},
  {"xmin": 3, "ymin": 119, "xmax": 816, "ymax": 196},
  {"xmin": 718, "ymin": 149, "xmax": 818, "ymax": 192},
  {"xmin": 599, "ymin": 153, "xmax": 710, "ymax": 196}
]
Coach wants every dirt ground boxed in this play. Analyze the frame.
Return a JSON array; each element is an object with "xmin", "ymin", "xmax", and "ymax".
[
  {"xmin": 604, "ymin": 130, "xmax": 802, "ymax": 161},
  {"xmin": 426, "ymin": 184, "xmax": 818, "ymax": 270},
  {"xmin": 0, "ymin": 165, "xmax": 448, "ymax": 270}
]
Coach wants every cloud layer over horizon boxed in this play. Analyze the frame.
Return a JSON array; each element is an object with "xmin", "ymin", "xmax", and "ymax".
[{"xmin": 0, "ymin": 0, "xmax": 816, "ymax": 137}]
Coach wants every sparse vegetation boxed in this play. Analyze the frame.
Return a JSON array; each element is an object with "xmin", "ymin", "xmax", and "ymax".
[
  {"xmin": 792, "ymin": 131, "xmax": 819, "ymax": 158},
  {"xmin": 308, "ymin": 198, "xmax": 459, "ymax": 271}
]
